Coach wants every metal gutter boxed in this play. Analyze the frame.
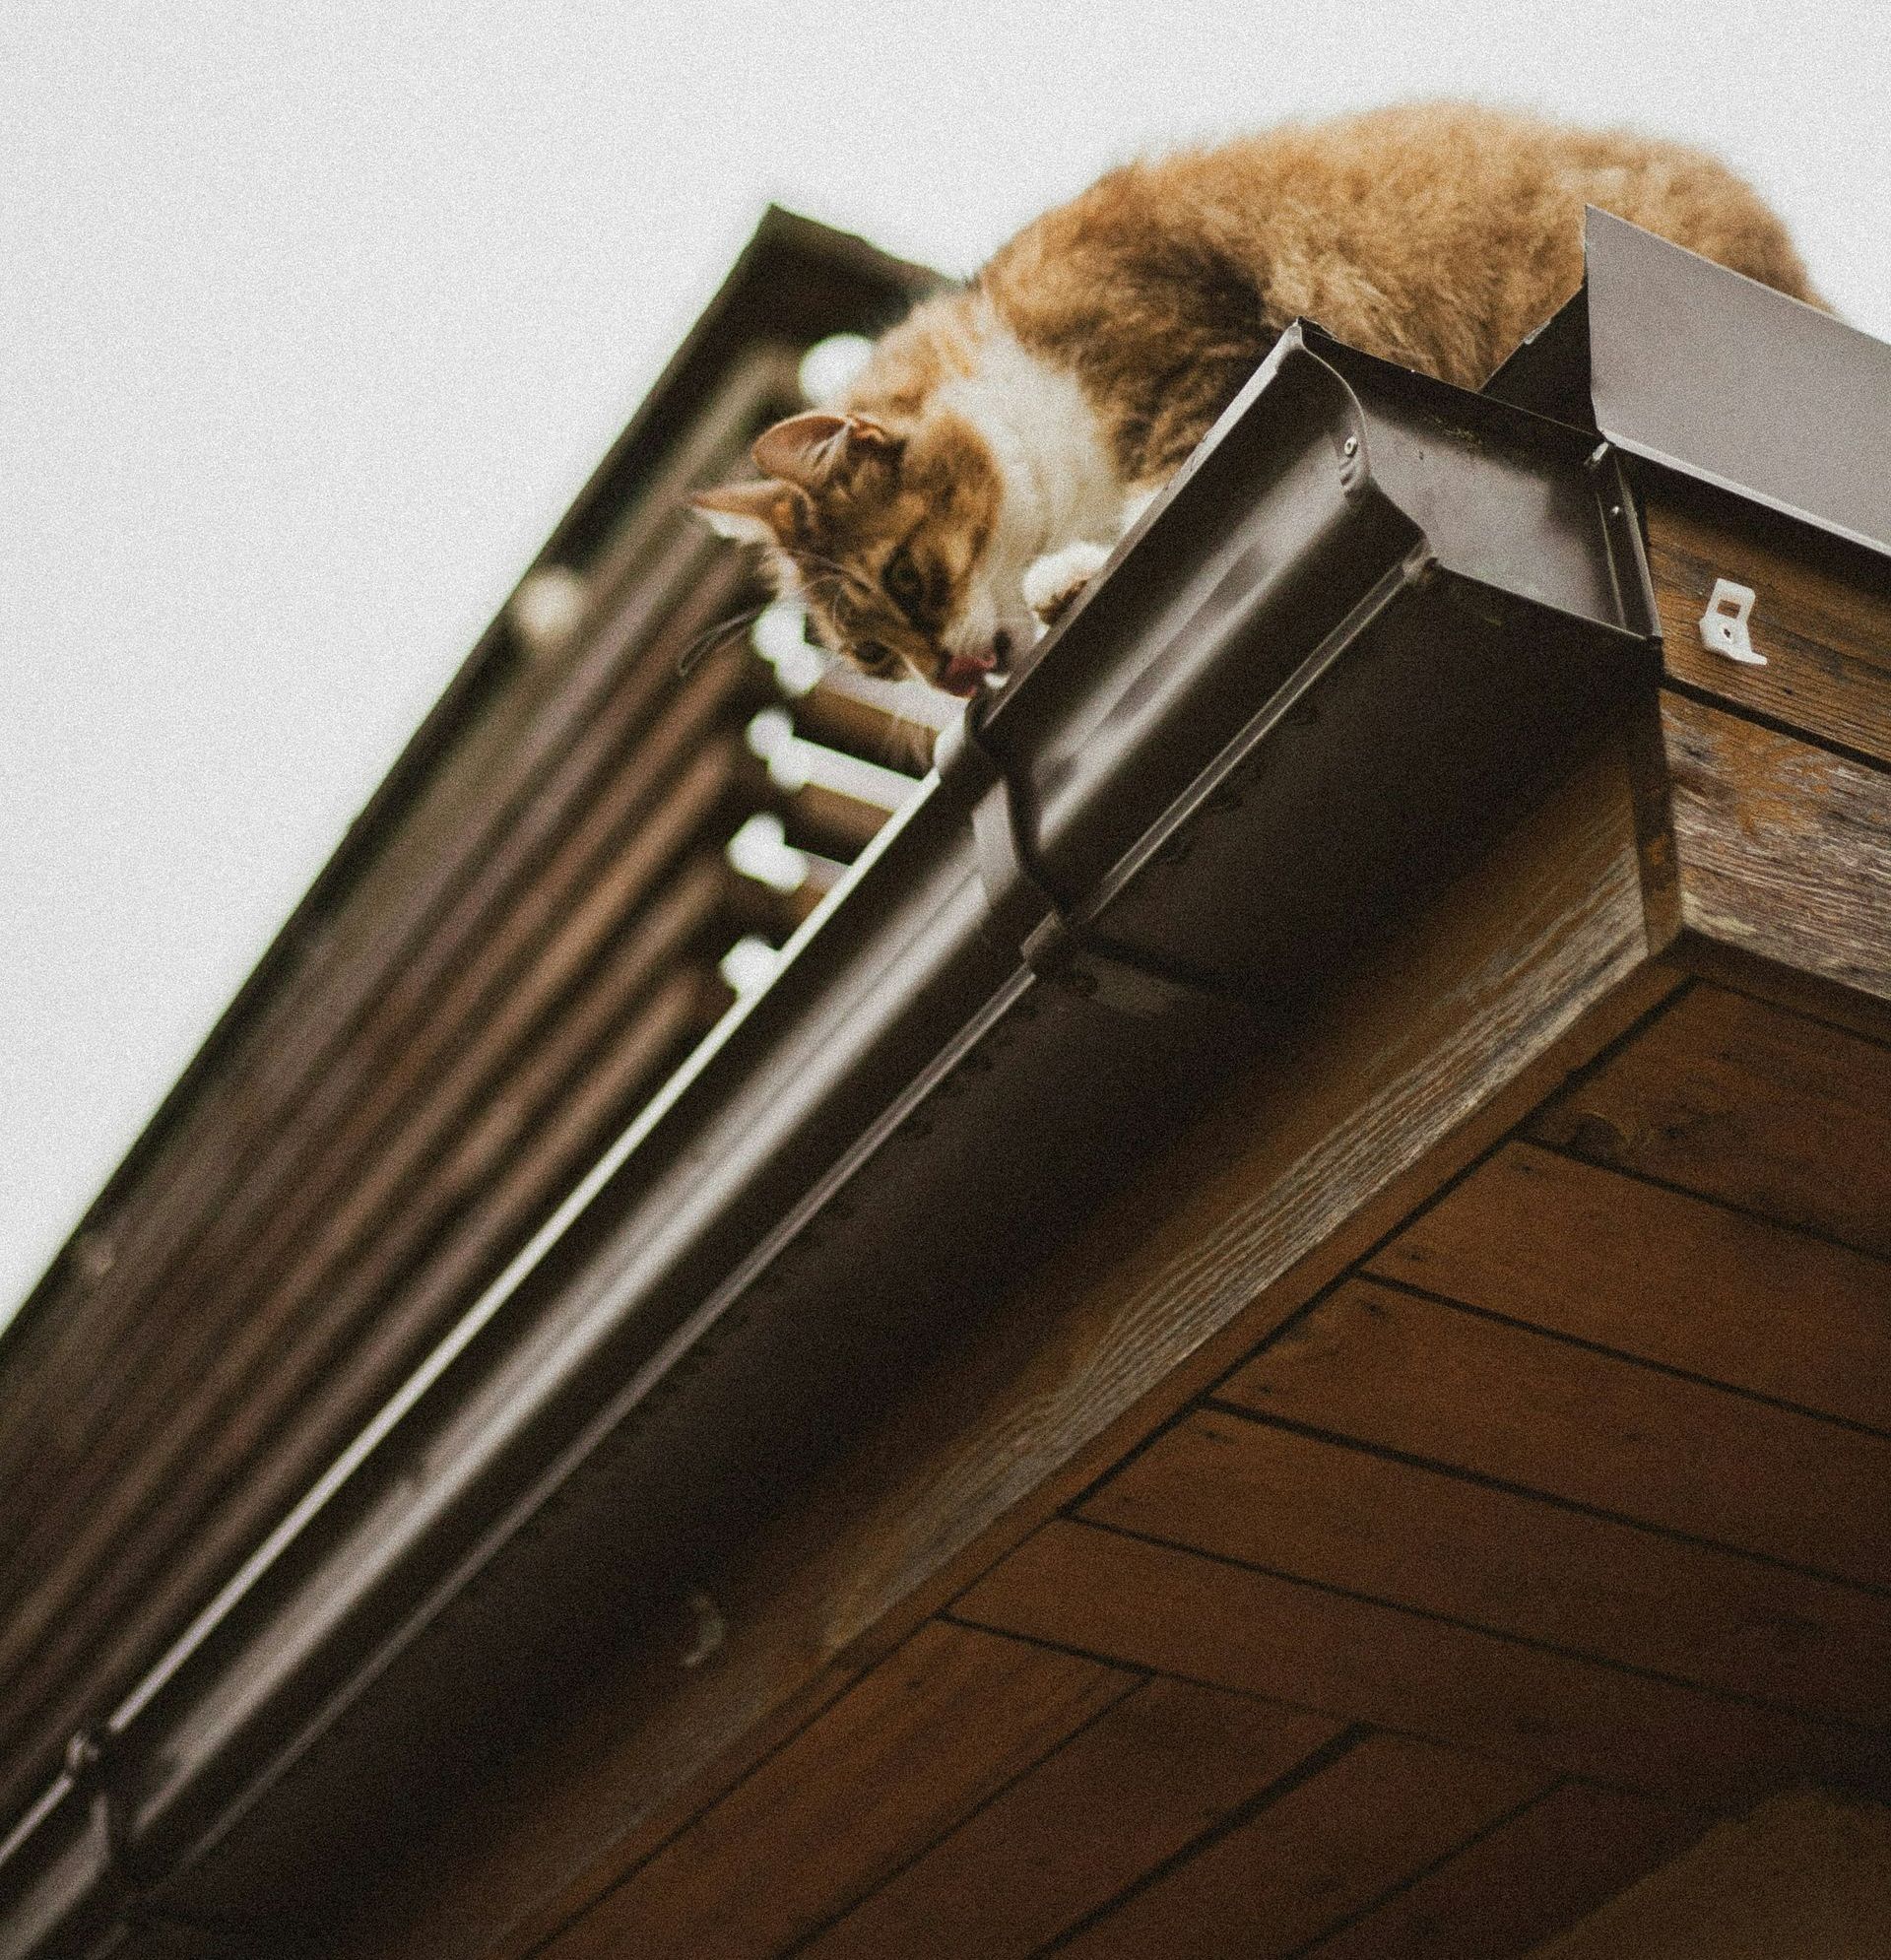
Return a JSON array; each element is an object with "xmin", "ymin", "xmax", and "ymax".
[
  {"xmin": 0, "ymin": 323, "xmax": 1658, "ymax": 1959},
  {"xmin": 1486, "ymin": 209, "xmax": 1891, "ymax": 563}
]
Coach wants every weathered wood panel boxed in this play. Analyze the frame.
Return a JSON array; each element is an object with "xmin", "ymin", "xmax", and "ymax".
[
  {"xmin": 1526, "ymin": 1787, "xmax": 1891, "ymax": 1960},
  {"xmin": 0, "ymin": 561, "xmax": 774, "ymax": 1802},
  {"xmin": 954, "ymin": 1524, "xmax": 1860, "ymax": 1805},
  {"xmin": 536, "ymin": 1620, "xmax": 1132, "ymax": 1960},
  {"xmin": 1646, "ymin": 499, "xmax": 1891, "ymax": 768},
  {"xmin": 1373, "ymin": 1142, "xmax": 1891, "ymax": 1432},
  {"xmin": 1082, "ymin": 1410, "xmax": 1891, "ymax": 1723},
  {"xmin": 7, "ymin": 535, "xmax": 743, "ymax": 1507},
  {"xmin": 1530, "ymin": 983, "xmax": 1891, "ymax": 1261},
  {"xmin": 0, "ymin": 746, "xmax": 763, "ymax": 1786},
  {"xmin": 1221, "ymin": 1278, "xmax": 1891, "ymax": 1588},
  {"xmin": 1051, "ymin": 1731, "xmax": 1545, "ymax": 1960},
  {"xmin": 5, "ymin": 717, "xmax": 756, "ymax": 1590},
  {"xmin": 0, "ymin": 967, "xmax": 727, "ymax": 1812},
  {"xmin": 1663, "ymin": 692, "xmax": 1891, "ymax": 1003},
  {"xmin": 329, "ymin": 736, "xmax": 1674, "ymax": 1960},
  {"xmin": 798, "ymin": 1679, "xmax": 1339, "ymax": 1960},
  {"xmin": 1301, "ymin": 1781, "xmax": 1706, "ymax": 1960},
  {"xmin": 801, "ymin": 739, "xmax": 1668, "ymax": 1680}
]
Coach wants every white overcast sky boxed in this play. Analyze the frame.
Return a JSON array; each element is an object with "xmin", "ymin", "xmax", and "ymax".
[{"xmin": 3, "ymin": 0, "xmax": 1888, "ymax": 1327}]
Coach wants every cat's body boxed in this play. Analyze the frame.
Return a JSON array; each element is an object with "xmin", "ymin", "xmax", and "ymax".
[{"xmin": 695, "ymin": 102, "xmax": 1817, "ymax": 693}]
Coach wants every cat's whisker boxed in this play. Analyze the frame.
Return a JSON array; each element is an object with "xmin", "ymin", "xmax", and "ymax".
[{"xmin": 676, "ymin": 603, "xmax": 774, "ymax": 678}]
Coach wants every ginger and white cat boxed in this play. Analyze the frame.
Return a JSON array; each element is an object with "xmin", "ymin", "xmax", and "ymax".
[{"xmin": 693, "ymin": 102, "xmax": 1816, "ymax": 695}]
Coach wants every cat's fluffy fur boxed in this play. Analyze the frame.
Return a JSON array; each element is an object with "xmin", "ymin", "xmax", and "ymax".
[{"xmin": 694, "ymin": 101, "xmax": 1817, "ymax": 694}]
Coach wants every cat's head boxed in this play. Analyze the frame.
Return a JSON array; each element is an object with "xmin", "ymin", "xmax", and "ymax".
[{"xmin": 689, "ymin": 409, "xmax": 1030, "ymax": 696}]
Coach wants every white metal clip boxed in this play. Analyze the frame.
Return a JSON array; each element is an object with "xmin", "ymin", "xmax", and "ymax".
[{"xmin": 1698, "ymin": 579, "xmax": 1765, "ymax": 666}]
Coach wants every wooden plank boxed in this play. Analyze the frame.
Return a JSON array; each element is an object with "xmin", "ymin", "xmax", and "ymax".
[
  {"xmin": 1082, "ymin": 1410, "xmax": 1891, "ymax": 1725},
  {"xmin": 1646, "ymin": 499, "xmax": 1891, "ymax": 768},
  {"xmin": 0, "ymin": 657, "xmax": 763, "ymax": 1592},
  {"xmin": 777, "ymin": 779, "xmax": 894, "ymax": 861},
  {"xmin": 1663, "ymin": 692, "xmax": 1891, "ymax": 1004},
  {"xmin": 953, "ymin": 1522, "xmax": 1861, "ymax": 1805},
  {"xmin": 0, "ymin": 969, "xmax": 725, "ymax": 1829},
  {"xmin": 327, "ymin": 736, "xmax": 1676, "ymax": 1960},
  {"xmin": 536, "ymin": 1620, "xmax": 1133, "ymax": 1960},
  {"xmin": 1531, "ymin": 982, "xmax": 1891, "ymax": 1262},
  {"xmin": 1372, "ymin": 1142, "xmax": 1891, "ymax": 1431},
  {"xmin": 1220, "ymin": 1279, "xmax": 1891, "ymax": 1589},
  {"xmin": 1299, "ymin": 1781, "xmax": 1707, "ymax": 1959},
  {"xmin": 783, "ymin": 740, "xmax": 1669, "ymax": 1707},
  {"xmin": 0, "ymin": 540, "xmax": 744, "ymax": 1511},
  {"xmin": 797, "ymin": 1679, "xmax": 1341, "ymax": 1960},
  {"xmin": 791, "ymin": 680, "xmax": 939, "ymax": 779},
  {"xmin": 1052, "ymin": 1731, "xmax": 1545, "ymax": 1960},
  {"xmin": 0, "ymin": 734, "xmax": 756, "ymax": 1716},
  {"xmin": 1528, "ymin": 1787, "xmax": 1891, "ymax": 1959}
]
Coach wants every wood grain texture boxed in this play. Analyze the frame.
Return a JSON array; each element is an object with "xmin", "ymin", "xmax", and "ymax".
[
  {"xmin": 797, "ymin": 1679, "xmax": 1340, "ymax": 1960},
  {"xmin": 1531, "ymin": 982, "xmax": 1891, "ymax": 1261},
  {"xmin": 0, "ymin": 968, "xmax": 726, "ymax": 1823},
  {"xmin": 1646, "ymin": 499, "xmax": 1891, "ymax": 767},
  {"xmin": 954, "ymin": 1524, "xmax": 1863, "ymax": 1806},
  {"xmin": 1299, "ymin": 1780, "xmax": 1707, "ymax": 1960},
  {"xmin": 0, "ymin": 553, "xmax": 785, "ymax": 1819},
  {"xmin": 1221, "ymin": 1278, "xmax": 1891, "ymax": 1589},
  {"xmin": 0, "ymin": 740, "xmax": 752, "ymax": 1786},
  {"xmin": 330, "ymin": 739, "xmax": 1673, "ymax": 1960},
  {"xmin": 1052, "ymin": 1731, "xmax": 1545, "ymax": 1960},
  {"xmin": 1663, "ymin": 692, "xmax": 1891, "ymax": 1003},
  {"xmin": 1526, "ymin": 1787, "xmax": 1891, "ymax": 1960},
  {"xmin": 0, "ymin": 723, "xmax": 751, "ymax": 1605},
  {"xmin": 1083, "ymin": 1410, "xmax": 1891, "ymax": 1724},
  {"xmin": 809, "ymin": 737, "xmax": 1665, "ymax": 1663},
  {"xmin": 1373, "ymin": 1142, "xmax": 1891, "ymax": 1433},
  {"xmin": 5, "ymin": 533, "xmax": 740, "ymax": 1507},
  {"xmin": 1657, "ymin": 933, "xmax": 1891, "ymax": 1050},
  {"xmin": 536, "ymin": 1620, "xmax": 1133, "ymax": 1960}
]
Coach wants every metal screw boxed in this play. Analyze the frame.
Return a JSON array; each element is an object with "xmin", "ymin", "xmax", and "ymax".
[
  {"xmin": 64, "ymin": 1730, "xmax": 104, "ymax": 1779},
  {"xmin": 680, "ymin": 1589, "xmax": 727, "ymax": 1669},
  {"xmin": 72, "ymin": 1231, "xmax": 116, "ymax": 1282}
]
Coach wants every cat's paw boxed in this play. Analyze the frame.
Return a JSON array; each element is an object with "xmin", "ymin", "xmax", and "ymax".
[{"xmin": 1022, "ymin": 541, "xmax": 1111, "ymax": 628}]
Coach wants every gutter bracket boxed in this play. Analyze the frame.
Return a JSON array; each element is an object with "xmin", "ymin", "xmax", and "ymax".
[
  {"xmin": 62, "ymin": 1728, "xmax": 136, "ymax": 1897},
  {"xmin": 945, "ymin": 702, "xmax": 1248, "ymax": 1019},
  {"xmin": 56, "ymin": 1727, "xmax": 242, "ymax": 1957}
]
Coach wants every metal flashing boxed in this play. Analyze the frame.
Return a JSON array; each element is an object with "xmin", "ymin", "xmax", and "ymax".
[{"xmin": 1486, "ymin": 208, "xmax": 1891, "ymax": 562}]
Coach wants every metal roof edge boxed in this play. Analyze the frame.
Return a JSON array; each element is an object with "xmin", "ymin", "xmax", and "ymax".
[{"xmin": 1487, "ymin": 208, "xmax": 1891, "ymax": 564}]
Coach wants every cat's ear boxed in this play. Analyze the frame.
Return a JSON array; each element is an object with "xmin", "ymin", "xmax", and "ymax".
[
  {"xmin": 751, "ymin": 412, "xmax": 900, "ymax": 493},
  {"xmin": 687, "ymin": 480, "xmax": 802, "ymax": 547}
]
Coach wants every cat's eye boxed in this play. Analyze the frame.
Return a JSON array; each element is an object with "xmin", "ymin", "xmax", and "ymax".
[
  {"xmin": 880, "ymin": 549, "xmax": 927, "ymax": 622},
  {"xmin": 854, "ymin": 640, "xmax": 895, "ymax": 675}
]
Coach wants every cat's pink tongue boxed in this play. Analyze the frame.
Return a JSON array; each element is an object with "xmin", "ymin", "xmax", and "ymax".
[{"xmin": 941, "ymin": 653, "xmax": 994, "ymax": 696}]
